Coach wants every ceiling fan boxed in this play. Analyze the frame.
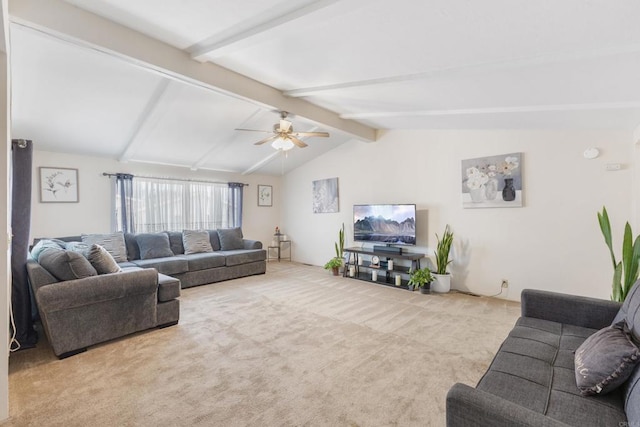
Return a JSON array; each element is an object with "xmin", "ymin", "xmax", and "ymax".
[{"xmin": 235, "ymin": 111, "xmax": 329, "ymax": 151}]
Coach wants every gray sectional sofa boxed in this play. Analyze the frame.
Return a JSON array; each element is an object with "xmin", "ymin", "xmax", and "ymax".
[
  {"xmin": 446, "ymin": 285, "xmax": 640, "ymax": 426},
  {"xmin": 27, "ymin": 228, "xmax": 265, "ymax": 358}
]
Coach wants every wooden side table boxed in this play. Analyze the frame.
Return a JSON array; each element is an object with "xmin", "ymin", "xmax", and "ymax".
[{"xmin": 267, "ymin": 233, "xmax": 291, "ymax": 262}]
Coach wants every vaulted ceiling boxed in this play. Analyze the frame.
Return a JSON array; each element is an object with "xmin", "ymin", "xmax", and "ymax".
[{"xmin": 10, "ymin": 0, "xmax": 640, "ymax": 175}]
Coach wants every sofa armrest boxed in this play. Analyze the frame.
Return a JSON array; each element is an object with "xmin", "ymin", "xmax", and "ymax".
[
  {"xmin": 521, "ymin": 289, "xmax": 621, "ymax": 330},
  {"xmin": 36, "ymin": 268, "xmax": 158, "ymax": 312},
  {"xmin": 243, "ymin": 239, "xmax": 262, "ymax": 250},
  {"xmin": 446, "ymin": 383, "xmax": 570, "ymax": 427}
]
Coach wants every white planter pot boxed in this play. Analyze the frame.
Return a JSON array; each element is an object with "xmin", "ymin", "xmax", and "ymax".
[{"xmin": 432, "ymin": 273, "xmax": 451, "ymax": 293}]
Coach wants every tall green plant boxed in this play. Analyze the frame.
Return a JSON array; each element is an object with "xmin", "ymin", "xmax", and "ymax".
[
  {"xmin": 335, "ymin": 223, "xmax": 345, "ymax": 259},
  {"xmin": 598, "ymin": 206, "xmax": 640, "ymax": 302},
  {"xmin": 434, "ymin": 224, "xmax": 454, "ymax": 274}
]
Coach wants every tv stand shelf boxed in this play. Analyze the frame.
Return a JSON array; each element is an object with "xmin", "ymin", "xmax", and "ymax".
[{"xmin": 343, "ymin": 247, "xmax": 426, "ymax": 291}]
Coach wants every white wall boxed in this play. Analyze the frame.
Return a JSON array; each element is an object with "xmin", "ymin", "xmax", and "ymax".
[
  {"xmin": 282, "ymin": 129, "xmax": 633, "ymax": 301},
  {"xmin": 31, "ymin": 150, "xmax": 281, "ymax": 247}
]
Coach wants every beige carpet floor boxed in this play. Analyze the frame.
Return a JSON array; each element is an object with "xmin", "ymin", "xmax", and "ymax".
[{"xmin": 6, "ymin": 262, "xmax": 520, "ymax": 426}]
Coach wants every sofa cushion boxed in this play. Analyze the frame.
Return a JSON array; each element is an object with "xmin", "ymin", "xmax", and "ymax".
[
  {"xmin": 136, "ymin": 233, "xmax": 174, "ymax": 260},
  {"xmin": 207, "ymin": 230, "xmax": 221, "ymax": 251},
  {"xmin": 165, "ymin": 231, "xmax": 184, "ymax": 255},
  {"xmin": 157, "ymin": 273, "xmax": 181, "ymax": 302},
  {"xmin": 88, "ymin": 244, "xmax": 122, "ymax": 275},
  {"xmin": 30, "ymin": 238, "xmax": 67, "ymax": 261},
  {"xmin": 575, "ymin": 321, "xmax": 640, "ymax": 396},
  {"xmin": 221, "ymin": 249, "xmax": 266, "ymax": 267},
  {"xmin": 124, "ymin": 233, "xmax": 140, "ymax": 261},
  {"xmin": 38, "ymin": 247, "xmax": 98, "ymax": 281},
  {"xmin": 477, "ymin": 316, "xmax": 626, "ymax": 425},
  {"xmin": 131, "ymin": 257, "xmax": 189, "ymax": 276},
  {"xmin": 217, "ymin": 228, "xmax": 244, "ymax": 250},
  {"xmin": 182, "ymin": 230, "xmax": 213, "ymax": 255},
  {"xmin": 82, "ymin": 232, "xmax": 128, "ymax": 263},
  {"xmin": 178, "ymin": 253, "xmax": 226, "ymax": 271}
]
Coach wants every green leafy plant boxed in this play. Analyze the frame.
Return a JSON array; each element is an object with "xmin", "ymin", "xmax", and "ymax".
[
  {"xmin": 434, "ymin": 224, "xmax": 454, "ymax": 275},
  {"xmin": 598, "ymin": 206, "xmax": 640, "ymax": 301},
  {"xmin": 324, "ymin": 257, "xmax": 343, "ymax": 270},
  {"xmin": 408, "ymin": 267, "xmax": 434, "ymax": 288},
  {"xmin": 335, "ymin": 223, "xmax": 345, "ymax": 260}
]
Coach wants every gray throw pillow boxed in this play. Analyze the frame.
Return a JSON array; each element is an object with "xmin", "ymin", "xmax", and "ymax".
[
  {"xmin": 136, "ymin": 233, "xmax": 174, "ymax": 260},
  {"xmin": 217, "ymin": 228, "xmax": 244, "ymax": 250},
  {"xmin": 87, "ymin": 244, "xmax": 122, "ymax": 274},
  {"xmin": 82, "ymin": 232, "xmax": 128, "ymax": 263},
  {"xmin": 575, "ymin": 321, "xmax": 640, "ymax": 396},
  {"xmin": 30, "ymin": 238, "xmax": 66, "ymax": 261},
  {"xmin": 38, "ymin": 247, "xmax": 98, "ymax": 281},
  {"xmin": 182, "ymin": 230, "xmax": 213, "ymax": 255}
]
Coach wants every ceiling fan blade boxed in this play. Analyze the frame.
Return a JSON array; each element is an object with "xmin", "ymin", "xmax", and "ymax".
[
  {"xmin": 292, "ymin": 131, "xmax": 330, "ymax": 138},
  {"xmin": 290, "ymin": 136, "xmax": 308, "ymax": 148},
  {"xmin": 254, "ymin": 135, "xmax": 278, "ymax": 145},
  {"xmin": 280, "ymin": 119, "xmax": 292, "ymax": 132},
  {"xmin": 235, "ymin": 128, "xmax": 273, "ymax": 133}
]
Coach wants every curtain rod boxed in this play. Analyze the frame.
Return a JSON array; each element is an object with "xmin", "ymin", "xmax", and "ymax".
[{"xmin": 102, "ymin": 172, "xmax": 249, "ymax": 186}]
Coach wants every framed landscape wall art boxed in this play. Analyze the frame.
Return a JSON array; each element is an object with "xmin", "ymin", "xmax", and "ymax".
[
  {"xmin": 39, "ymin": 167, "xmax": 79, "ymax": 203},
  {"xmin": 312, "ymin": 177, "xmax": 339, "ymax": 213},
  {"xmin": 461, "ymin": 152, "xmax": 523, "ymax": 208},
  {"xmin": 257, "ymin": 185, "xmax": 272, "ymax": 206}
]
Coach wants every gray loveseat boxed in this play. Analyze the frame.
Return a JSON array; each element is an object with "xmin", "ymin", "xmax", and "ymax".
[
  {"xmin": 27, "ymin": 228, "xmax": 265, "ymax": 358},
  {"xmin": 447, "ymin": 285, "xmax": 640, "ymax": 426}
]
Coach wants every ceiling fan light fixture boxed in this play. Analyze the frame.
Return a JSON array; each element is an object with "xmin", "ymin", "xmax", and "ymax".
[{"xmin": 272, "ymin": 137, "xmax": 295, "ymax": 151}]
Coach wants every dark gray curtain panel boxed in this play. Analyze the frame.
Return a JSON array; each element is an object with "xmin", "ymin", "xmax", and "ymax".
[
  {"xmin": 11, "ymin": 139, "xmax": 37, "ymax": 350},
  {"xmin": 228, "ymin": 182, "xmax": 244, "ymax": 228},
  {"xmin": 115, "ymin": 173, "xmax": 135, "ymax": 233}
]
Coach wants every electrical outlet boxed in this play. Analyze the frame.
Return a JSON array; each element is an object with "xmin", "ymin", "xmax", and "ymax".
[{"xmin": 501, "ymin": 279, "xmax": 509, "ymax": 289}]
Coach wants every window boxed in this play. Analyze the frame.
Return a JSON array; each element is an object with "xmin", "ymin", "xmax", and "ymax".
[{"xmin": 113, "ymin": 176, "xmax": 242, "ymax": 233}]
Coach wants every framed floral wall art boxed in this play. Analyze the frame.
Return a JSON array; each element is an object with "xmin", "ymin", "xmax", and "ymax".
[
  {"xmin": 461, "ymin": 153, "xmax": 522, "ymax": 208},
  {"xmin": 39, "ymin": 167, "xmax": 79, "ymax": 203},
  {"xmin": 258, "ymin": 184, "xmax": 272, "ymax": 206}
]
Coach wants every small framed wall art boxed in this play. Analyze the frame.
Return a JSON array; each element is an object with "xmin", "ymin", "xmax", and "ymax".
[
  {"xmin": 39, "ymin": 167, "xmax": 79, "ymax": 203},
  {"xmin": 258, "ymin": 184, "xmax": 273, "ymax": 206}
]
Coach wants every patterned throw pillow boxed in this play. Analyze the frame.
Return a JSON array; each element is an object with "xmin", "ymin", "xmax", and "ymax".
[
  {"xmin": 82, "ymin": 232, "xmax": 128, "ymax": 263},
  {"xmin": 217, "ymin": 228, "xmax": 244, "ymax": 251},
  {"xmin": 87, "ymin": 244, "xmax": 122, "ymax": 274},
  {"xmin": 575, "ymin": 321, "xmax": 640, "ymax": 396},
  {"xmin": 38, "ymin": 247, "xmax": 98, "ymax": 281},
  {"xmin": 182, "ymin": 230, "xmax": 213, "ymax": 255}
]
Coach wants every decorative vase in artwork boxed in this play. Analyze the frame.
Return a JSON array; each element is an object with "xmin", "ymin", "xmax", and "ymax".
[
  {"xmin": 469, "ymin": 188, "xmax": 484, "ymax": 203},
  {"xmin": 484, "ymin": 178, "xmax": 498, "ymax": 201},
  {"xmin": 502, "ymin": 178, "xmax": 516, "ymax": 202}
]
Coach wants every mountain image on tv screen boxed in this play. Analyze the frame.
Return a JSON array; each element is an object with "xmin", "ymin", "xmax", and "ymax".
[{"xmin": 353, "ymin": 204, "xmax": 416, "ymax": 245}]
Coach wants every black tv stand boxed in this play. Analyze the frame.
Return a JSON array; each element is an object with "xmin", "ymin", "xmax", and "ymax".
[{"xmin": 343, "ymin": 247, "xmax": 426, "ymax": 291}]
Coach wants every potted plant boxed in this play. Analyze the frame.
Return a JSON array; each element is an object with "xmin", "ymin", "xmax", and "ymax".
[
  {"xmin": 324, "ymin": 257, "xmax": 342, "ymax": 276},
  {"xmin": 335, "ymin": 223, "xmax": 345, "ymax": 272},
  {"xmin": 598, "ymin": 206, "xmax": 640, "ymax": 301},
  {"xmin": 408, "ymin": 267, "xmax": 434, "ymax": 293},
  {"xmin": 432, "ymin": 224, "xmax": 454, "ymax": 293}
]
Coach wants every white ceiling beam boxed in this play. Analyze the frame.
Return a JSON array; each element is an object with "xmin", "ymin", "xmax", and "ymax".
[
  {"xmin": 189, "ymin": 0, "xmax": 341, "ymax": 61},
  {"xmin": 285, "ymin": 43, "xmax": 640, "ymax": 97},
  {"xmin": 119, "ymin": 78, "xmax": 171, "ymax": 162},
  {"xmin": 340, "ymin": 102, "xmax": 640, "ymax": 119},
  {"xmin": 9, "ymin": 0, "xmax": 376, "ymax": 142},
  {"xmin": 242, "ymin": 150, "xmax": 283, "ymax": 175}
]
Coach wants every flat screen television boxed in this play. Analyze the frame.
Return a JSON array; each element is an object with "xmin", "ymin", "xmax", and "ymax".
[{"xmin": 353, "ymin": 204, "xmax": 416, "ymax": 245}]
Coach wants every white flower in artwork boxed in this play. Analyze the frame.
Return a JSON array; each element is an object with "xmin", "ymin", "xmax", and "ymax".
[
  {"xmin": 465, "ymin": 167, "xmax": 489, "ymax": 190},
  {"xmin": 499, "ymin": 156, "xmax": 520, "ymax": 176}
]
